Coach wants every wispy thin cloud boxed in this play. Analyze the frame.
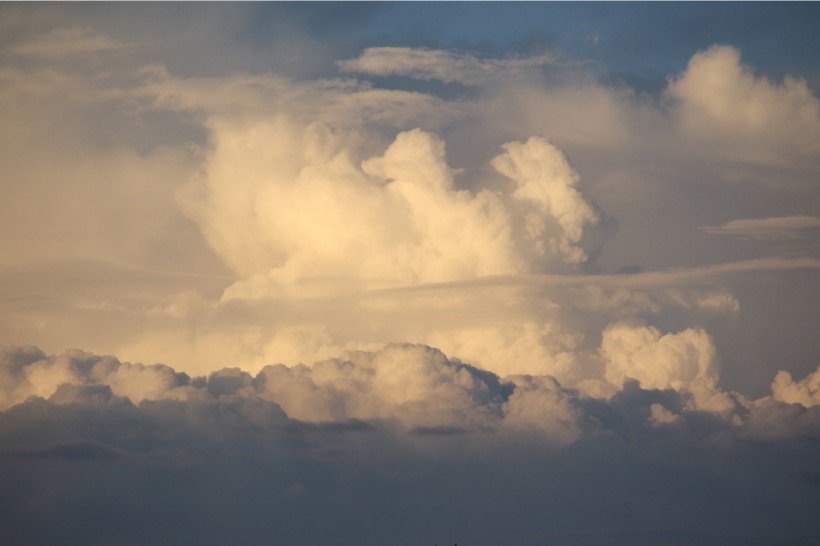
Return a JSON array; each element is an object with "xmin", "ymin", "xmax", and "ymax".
[
  {"xmin": 367, "ymin": 256, "xmax": 820, "ymax": 294},
  {"xmin": 338, "ymin": 46, "xmax": 558, "ymax": 85},
  {"xmin": 9, "ymin": 26, "xmax": 132, "ymax": 59},
  {"xmin": 701, "ymin": 216, "xmax": 820, "ymax": 239}
]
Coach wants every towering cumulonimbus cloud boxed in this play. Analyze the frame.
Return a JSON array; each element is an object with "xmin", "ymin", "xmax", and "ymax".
[{"xmin": 187, "ymin": 125, "xmax": 600, "ymax": 298}]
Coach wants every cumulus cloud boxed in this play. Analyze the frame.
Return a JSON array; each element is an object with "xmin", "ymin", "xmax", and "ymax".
[
  {"xmin": 502, "ymin": 374, "xmax": 587, "ymax": 443},
  {"xmin": 189, "ymin": 126, "xmax": 599, "ymax": 299},
  {"xmin": 0, "ymin": 345, "xmax": 194, "ymax": 410},
  {"xmin": 257, "ymin": 343, "xmax": 510, "ymax": 430},
  {"xmin": 1, "ymin": 7, "xmax": 818, "ymax": 422},
  {"xmin": 1, "ymin": 343, "xmax": 583, "ymax": 441},
  {"xmin": 426, "ymin": 321, "xmax": 584, "ymax": 382},
  {"xmin": 3, "ymin": 342, "xmax": 820, "ymax": 545},
  {"xmin": 338, "ymin": 46, "xmax": 558, "ymax": 86},
  {"xmin": 600, "ymin": 322, "xmax": 735, "ymax": 413},
  {"xmin": 666, "ymin": 44, "xmax": 820, "ymax": 160},
  {"xmin": 491, "ymin": 136, "xmax": 600, "ymax": 265},
  {"xmin": 2, "ymin": 342, "xmax": 800, "ymax": 441},
  {"xmin": 772, "ymin": 366, "xmax": 820, "ymax": 407},
  {"xmin": 2, "ymin": 6, "xmax": 820, "ymax": 544}
]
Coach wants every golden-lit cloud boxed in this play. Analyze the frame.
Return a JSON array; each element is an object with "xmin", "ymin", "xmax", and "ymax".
[{"xmin": 338, "ymin": 46, "xmax": 559, "ymax": 86}]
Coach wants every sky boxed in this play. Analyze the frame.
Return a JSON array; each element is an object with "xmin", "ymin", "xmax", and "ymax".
[{"xmin": 1, "ymin": 3, "xmax": 820, "ymax": 545}]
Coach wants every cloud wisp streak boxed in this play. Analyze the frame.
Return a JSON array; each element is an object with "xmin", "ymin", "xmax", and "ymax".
[
  {"xmin": 338, "ymin": 47, "xmax": 561, "ymax": 86},
  {"xmin": 702, "ymin": 216, "xmax": 820, "ymax": 240}
]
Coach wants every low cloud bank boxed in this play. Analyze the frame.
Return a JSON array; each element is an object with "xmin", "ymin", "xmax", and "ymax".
[
  {"xmin": 2, "ymin": 343, "xmax": 820, "ymax": 546},
  {"xmin": 3, "ymin": 343, "xmax": 818, "ymax": 443}
]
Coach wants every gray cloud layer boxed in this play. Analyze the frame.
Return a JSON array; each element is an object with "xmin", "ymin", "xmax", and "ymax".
[{"xmin": 2, "ymin": 344, "xmax": 820, "ymax": 545}]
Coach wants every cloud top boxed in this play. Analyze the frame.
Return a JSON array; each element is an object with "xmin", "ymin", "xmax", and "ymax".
[
  {"xmin": 189, "ymin": 127, "xmax": 599, "ymax": 299},
  {"xmin": 667, "ymin": 44, "xmax": 820, "ymax": 160}
]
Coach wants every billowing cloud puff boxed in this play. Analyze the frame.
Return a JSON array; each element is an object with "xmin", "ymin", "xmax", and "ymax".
[
  {"xmin": 0, "ymin": 345, "xmax": 194, "ymax": 410},
  {"xmin": 771, "ymin": 366, "xmax": 820, "ymax": 407},
  {"xmin": 600, "ymin": 322, "xmax": 735, "ymax": 413},
  {"xmin": 667, "ymin": 44, "xmax": 820, "ymax": 160},
  {"xmin": 4, "ymin": 343, "xmax": 816, "ymax": 445},
  {"xmin": 427, "ymin": 321, "xmax": 583, "ymax": 382},
  {"xmin": 0, "ymin": 343, "xmax": 510, "ymax": 432},
  {"xmin": 502, "ymin": 375, "xmax": 586, "ymax": 444},
  {"xmin": 0, "ymin": 340, "xmax": 742, "ymax": 444},
  {"xmin": 192, "ymin": 127, "xmax": 599, "ymax": 299},
  {"xmin": 491, "ymin": 136, "xmax": 600, "ymax": 265},
  {"xmin": 256, "ymin": 343, "xmax": 507, "ymax": 430},
  {"xmin": 358, "ymin": 129, "xmax": 523, "ymax": 283}
]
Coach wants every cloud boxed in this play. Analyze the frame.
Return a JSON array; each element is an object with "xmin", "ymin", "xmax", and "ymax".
[
  {"xmin": 1, "ymin": 9, "xmax": 818, "ymax": 417},
  {"xmin": 600, "ymin": 322, "xmax": 736, "ymax": 413},
  {"xmin": 426, "ymin": 321, "xmax": 584, "ymax": 381},
  {"xmin": 771, "ymin": 366, "xmax": 820, "ymax": 407},
  {"xmin": 8, "ymin": 26, "xmax": 131, "ymax": 59},
  {"xmin": 0, "ymin": 341, "xmax": 749, "ymax": 439},
  {"xmin": 1, "ymin": 7, "xmax": 820, "ymax": 544},
  {"xmin": 255, "ymin": 343, "xmax": 509, "ymax": 430},
  {"xmin": 189, "ymin": 126, "xmax": 599, "ymax": 299},
  {"xmin": 0, "ymin": 341, "xmax": 792, "ymax": 439},
  {"xmin": 502, "ymin": 374, "xmax": 588, "ymax": 443},
  {"xmin": 666, "ymin": 44, "xmax": 820, "ymax": 161},
  {"xmin": 490, "ymin": 136, "xmax": 600, "ymax": 265},
  {"xmin": 370, "ymin": 256, "xmax": 820, "ymax": 295},
  {"xmin": 701, "ymin": 215, "xmax": 820, "ymax": 239},
  {"xmin": 0, "ymin": 345, "xmax": 195, "ymax": 410},
  {"xmin": 2, "ymin": 343, "xmax": 820, "ymax": 545},
  {"xmin": 2, "ymin": 343, "xmax": 580, "ymax": 440},
  {"xmin": 338, "ymin": 46, "xmax": 558, "ymax": 86}
]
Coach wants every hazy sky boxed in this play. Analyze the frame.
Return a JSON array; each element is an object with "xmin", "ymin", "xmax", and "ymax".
[{"xmin": 2, "ymin": 3, "xmax": 820, "ymax": 545}]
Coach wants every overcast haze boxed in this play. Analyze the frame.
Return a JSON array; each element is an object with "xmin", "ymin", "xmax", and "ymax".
[{"xmin": 1, "ymin": 3, "xmax": 820, "ymax": 545}]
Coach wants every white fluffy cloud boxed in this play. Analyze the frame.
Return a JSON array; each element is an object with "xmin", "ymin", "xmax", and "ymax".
[
  {"xmin": 600, "ymin": 322, "xmax": 735, "ymax": 413},
  {"xmin": 667, "ymin": 44, "xmax": 820, "ymax": 161},
  {"xmin": 256, "ymin": 344, "xmax": 507, "ymax": 430},
  {"xmin": 2, "ymin": 12, "xmax": 819, "ymax": 408},
  {"xmin": 0, "ymin": 344, "xmax": 588, "ymax": 443},
  {"xmin": 188, "ymin": 125, "xmax": 599, "ymax": 297},
  {"xmin": 771, "ymin": 366, "xmax": 820, "ymax": 407},
  {"xmin": 4, "ymin": 342, "xmax": 817, "ymax": 449},
  {"xmin": 2, "ymin": 8, "xmax": 820, "ymax": 545},
  {"xmin": 0, "ymin": 346, "xmax": 194, "ymax": 410}
]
